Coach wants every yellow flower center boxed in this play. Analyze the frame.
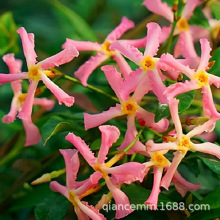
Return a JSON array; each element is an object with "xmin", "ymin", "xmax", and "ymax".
[
  {"xmin": 68, "ymin": 191, "xmax": 78, "ymax": 207},
  {"xmin": 28, "ymin": 66, "xmax": 41, "ymax": 81},
  {"xmin": 141, "ymin": 56, "xmax": 155, "ymax": 71},
  {"xmin": 193, "ymin": 70, "xmax": 209, "ymax": 87},
  {"xmin": 18, "ymin": 93, "xmax": 27, "ymax": 106},
  {"xmin": 101, "ymin": 41, "xmax": 114, "ymax": 56},
  {"xmin": 151, "ymin": 152, "xmax": 168, "ymax": 168},
  {"xmin": 122, "ymin": 100, "xmax": 138, "ymax": 116},
  {"xmin": 43, "ymin": 70, "xmax": 56, "ymax": 78},
  {"xmin": 178, "ymin": 136, "xmax": 191, "ymax": 153},
  {"xmin": 177, "ymin": 18, "xmax": 189, "ymax": 31},
  {"xmin": 93, "ymin": 163, "xmax": 108, "ymax": 178}
]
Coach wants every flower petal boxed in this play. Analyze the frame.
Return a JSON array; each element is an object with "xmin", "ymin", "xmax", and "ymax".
[
  {"xmin": 160, "ymin": 151, "xmax": 185, "ymax": 190},
  {"xmin": 0, "ymin": 73, "xmax": 27, "ymax": 85},
  {"xmin": 105, "ymin": 176, "xmax": 133, "ymax": 219},
  {"xmin": 182, "ymin": 0, "xmax": 201, "ymax": 20},
  {"xmin": 59, "ymin": 149, "xmax": 79, "ymax": 189},
  {"xmin": 119, "ymin": 36, "xmax": 147, "ymax": 48},
  {"xmin": 106, "ymin": 17, "xmax": 134, "ymax": 41},
  {"xmin": 33, "ymin": 98, "xmax": 55, "ymax": 110},
  {"xmin": 18, "ymin": 80, "xmax": 38, "ymax": 121},
  {"xmin": 142, "ymin": 0, "xmax": 173, "ymax": 22},
  {"xmin": 50, "ymin": 181, "xmax": 68, "ymax": 198},
  {"xmin": 146, "ymin": 139, "xmax": 178, "ymax": 152},
  {"xmin": 209, "ymin": 74, "xmax": 220, "ymax": 88},
  {"xmin": 3, "ymin": 54, "xmax": 22, "ymax": 73},
  {"xmin": 144, "ymin": 167, "xmax": 163, "ymax": 210},
  {"xmin": 197, "ymin": 38, "xmax": 211, "ymax": 71},
  {"xmin": 83, "ymin": 104, "xmax": 122, "ymax": 130},
  {"xmin": 191, "ymin": 142, "xmax": 220, "ymax": 159},
  {"xmin": 17, "ymin": 27, "xmax": 37, "ymax": 67},
  {"xmin": 75, "ymin": 52, "xmax": 108, "ymax": 86},
  {"xmin": 97, "ymin": 125, "xmax": 120, "ymax": 164},
  {"xmin": 22, "ymin": 119, "xmax": 41, "ymax": 146},
  {"xmin": 160, "ymin": 26, "xmax": 171, "ymax": 43},
  {"xmin": 38, "ymin": 41, "xmax": 79, "ymax": 70},
  {"xmin": 41, "ymin": 74, "xmax": 74, "ymax": 107},
  {"xmin": 63, "ymin": 38, "xmax": 101, "ymax": 51},
  {"xmin": 2, "ymin": 97, "xmax": 18, "ymax": 123},
  {"xmin": 144, "ymin": 22, "xmax": 161, "ymax": 57},
  {"xmin": 65, "ymin": 133, "xmax": 97, "ymax": 166},
  {"xmin": 110, "ymin": 41, "xmax": 143, "ymax": 66},
  {"xmin": 101, "ymin": 65, "xmax": 123, "ymax": 99}
]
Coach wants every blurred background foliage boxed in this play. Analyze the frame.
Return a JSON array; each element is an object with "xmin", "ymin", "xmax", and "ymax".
[{"xmin": 0, "ymin": 0, "xmax": 220, "ymax": 219}]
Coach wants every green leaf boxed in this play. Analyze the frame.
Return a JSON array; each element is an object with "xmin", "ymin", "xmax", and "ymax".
[
  {"xmin": 50, "ymin": 0, "xmax": 97, "ymax": 41},
  {"xmin": 198, "ymin": 156, "xmax": 220, "ymax": 176},
  {"xmin": 0, "ymin": 12, "xmax": 19, "ymax": 55},
  {"xmin": 209, "ymin": 47, "xmax": 220, "ymax": 76},
  {"xmin": 35, "ymin": 193, "xmax": 70, "ymax": 220},
  {"xmin": 189, "ymin": 6, "xmax": 209, "ymax": 28},
  {"xmin": 177, "ymin": 90, "xmax": 196, "ymax": 113},
  {"xmin": 155, "ymin": 104, "xmax": 170, "ymax": 123},
  {"xmin": 211, "ymin": 2, "xmax": 220, "ymax": 20}
]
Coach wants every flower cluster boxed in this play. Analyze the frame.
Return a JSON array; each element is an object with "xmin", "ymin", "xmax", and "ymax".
[{"xmin": 1, "ymin": 0, "xmax": 220, "ymax": 219}]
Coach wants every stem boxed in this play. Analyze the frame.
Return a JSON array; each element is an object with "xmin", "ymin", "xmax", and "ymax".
[
  {"xmin": 63, "ymin": 74, "xmax": 119, "ymax": 102},
  {"xmin": 148, "ymin": 128, "xmax": 163, "ymax": 138}
]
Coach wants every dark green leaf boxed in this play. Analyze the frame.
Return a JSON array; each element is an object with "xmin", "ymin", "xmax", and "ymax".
[
  {"xmin": 209, "ymin": 47, "xmax": 220, "ymax": 76},
  {"xmin": 189, "ymin": 6, "xmax": 209, "ymax": 28},
  {"xmin": 211, "ymin": 2, "xmax": 220, "ymax": 20},
  {"xmin": 177, "ymin": 90, "xmax": 196, "ymax": 113},
  {"xmin": 155, "ymin": 104, "xmax": 170, "ymax": 123}
]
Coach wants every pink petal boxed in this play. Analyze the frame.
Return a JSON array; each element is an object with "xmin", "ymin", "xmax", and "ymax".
[
  {"xmin": 197, "ymin": 38, "xmax": 212, "ymax": 71},
  {"xmin": 161, "ymin": 151, "xmax": 185, "ymax": 190},
  {"xmin": 3, "ymin": 54, "xmax": 22, "ymax": 73},
  {"xmin": 101, "ymin": 65, "xmax": 123, "ymax": 99},
  {"xmin": 146, "ymin": 139, "xmax": 178, "ymax": 152},
  {"xmin": 77, "ymin": 201, "xmax": 106, "ymax": 220},
  {"xmin": 164, "ymin": 80, "xmax": 199, "ymax": 101},
  {"xmin": 59, "ymin": 149, "xmax": 79, "ymax": 189},
  {"xmin": 110, "ymin": 41, "xmax": 143, "ymax": 66},
  {"xmin": 142, "ymin": 0, "xmax": 173, "ymax": 23},
  {"xmin": 33, "ymin": 98, "xmax": 55, "ymax": 110},
  {"xmin": 182, "ymin": 0, "xmax": 201, "ymax": 20},
  {"xmin": 75, "ymin": 52, "xmax": 108, "ymax": 86},
  {"xmin": 38, "ymin": 41, "xmax": 79, "ymax": 70},
  {"xmin": 209, "ymin": 74, "xmax": 220, "ymax": 88},
  {"xmin": 144, "ymin": 167, "xmax": 163, "ymax": 210},
  {"xmin": 2, "ymin": 97, "xmax": 18, "ymax": 123},
  {"xmin": 97, "ymin": 125, "xmax": 120, "ymax": 164},
  {"xmin": 144, "ymin": 22, "xmax": 161, "ymax": 57},
  {"xmin": 191, "ymin": 142, "xmax": 220, "ymax": 159},
  {"xmin": 65, "ymin": 133, "xmax": 97, "ymax": 166},
  {"xmin": 50, "ymin": 181, "xmax": 68, "ymax": 198},
  {"xmin": 118, "ymin": 36, "xmax": 147, "ymax": 48},
  {"xmin": 106, "ymin": 17, "xmax": 134, "ymax": 42},
  {"xmin": 119, "ymin": 68, "xmax": 144, "ymax": 101},
  {"xmin": 41, "ymin": 74, "xmax": 74, "ymax": 107},
  {"xmin": 136, "ymin": 107, "xmax": 169, "ymax": 132},
  {"xmin": 22, "ymin": 119, "xmax": 41, "ymax": 146},
  {"xmin": 63, "ymin": 38, "xmax": 101, "ymax": 51},
  {"xmin": 105, "ymin": 176, "xmax": 133, "ymax": 219},
  {"xmin": 0, "ymin": 73, "xmax": 27, "ymax": 85},
  {"xmin": 17, "ymin": 27, "xmax": 37, "ymax": 67},
  {"xmin": 147, "ymin": 70, "xmax": 168, "ymax": 104},
  {"xmin": 131, "ymin": 71, "xmax": 151, "ymax": 102},
  {"xmin": 83, "ymin": 104, "xmax": 122, "ymax": 130},
  {"xmin": 112, "ymin": 53, "xmax": 132, "ymax": 78},
  {"xmin": 74, "ymin": 206, "xmax": 90, "ymax": 220},
  {"xmin": 160, "ymin": 26, "xmax": 171, "ymax": 43},
  {"xmin": 117, "ymin": 116, "xmax": 148, "ymax": 155},
  {"xmin": 75, "ymin": 172, "xmax": 103, "ymax": 196},
  {"xmin": 160, "ymin": 53, "xmax": 195, "ymax": 78},
  {"xmin": 173, "ymin": 171, "xmax": 200, "ymax": 197},
  {"xmin": 190, "ymin": 26, "xmax": 210, "ymax": 42},
  {"xmin": 18, "ymin": 80, "xmax": 38, "ymax": 121},
  {"xmin": 108, "ymin": 162, "xmax": 147, "ymax": 184},
  {"xmin": 187, "ymin": 117, "xmax": 217, "ymax": 138},
  {"xmin": 202, "ymin": 86, "xmax": 220, "ymax": 118}
]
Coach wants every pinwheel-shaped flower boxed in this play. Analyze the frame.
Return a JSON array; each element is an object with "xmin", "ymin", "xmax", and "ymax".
[
  {"xmin": 50, "ymin": 149, "xmax": 105, "ymax": 220},
  {"xmin": 0, "ymin": 27, "xmax": 79, "ymax": 122},
  {"xmin": 162, "ymin": 38, "xmax": 220, "ymax": 118},
  {"xmin": 65, "ymin": 125, "xmax": 148, "ymax": 219},
  {"xmin": 84, "ymin": 65, "xmax": 169, "ymax": 154},
  {"xmin": 64, "ymin": 17, "xmax": 147, "ymax": 86},
  {"xmin": 147, "ymin": 98, "xmax": 220, "ymax": 190},
  {"xmin": 143, "ymin": 0, "xmax": 207, "ymax": 63},
  {"xmin": 2, "ymin": 54, "xmax": 55, "ymax": 146}
]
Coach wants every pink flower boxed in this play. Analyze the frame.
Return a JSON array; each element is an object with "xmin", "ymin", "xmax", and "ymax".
[
  {"xmin": 63, "ymin": 17, "xmax": 147, "ymax": 86},
  {"xmin": 50, "ymin": 149, "xmax": 105, "ymax": 220},
  {"xmin": 143, "ymin": 0, "xmax": 207, "ymax": 65},
  {"xmin": 147, "ymin": 98, "xmax": 220, "ymax": 190},
  {"xmin": 65, "ymin": 125, "xmax": 148, "ymax": 219},
  {"xmin": 2, "ymin": 54, "xmax": 55, "ymax": 146},
  {"xmin": 84, "ymin": 65, "xmax": 169, "ymax": 154},
  {"xmin": 162, "ymin": 38, "xmax": 220, "ymax": 118},
  {"xmin": 0, "ymin": 27, "xmax": 79, "ymax": 122}
]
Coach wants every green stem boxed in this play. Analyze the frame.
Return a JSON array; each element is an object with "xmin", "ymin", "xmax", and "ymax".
[
  {"xmin": 123, "ymin": 128, "xmax": 144, "ymax": 153},
  {"xmin": 148, "ymin": 128, "xmax": 163, "ymax": 138},
  {"xmin": 63, "ymin": 74, "xmax": 119, "ymax": 102}
]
